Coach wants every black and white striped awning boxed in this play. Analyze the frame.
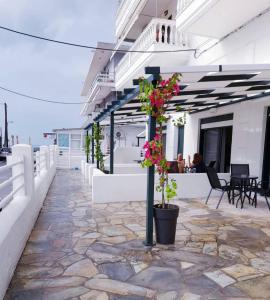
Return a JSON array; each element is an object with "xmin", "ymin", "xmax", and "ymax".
[{"xmin": 90, "ymin": 64, "xmax": 270, "ymax": 127}]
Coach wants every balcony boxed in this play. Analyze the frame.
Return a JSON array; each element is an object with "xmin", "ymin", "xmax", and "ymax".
[
  {"xmin": 81, "ymin": 72, "xmax": 115, "ymax": 116},
  {"xmin": 176, "ymin": 0, "xmax": 270, "ymax": 39},
  {"xmin": 115, "ymin": 18, "xmax": 189, "ymax": 90}
]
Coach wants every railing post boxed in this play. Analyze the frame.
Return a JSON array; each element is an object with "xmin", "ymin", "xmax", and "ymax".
[
  {"xmin": 96, "ymin": 122, "xmax": 100, "ymax": 170},
  {"xmin": 36, "ymin": 151, "xmax": 40, "ymax": 177},
  {"xmin": 91, "ymin": 125, "xmax": 95, "ymax": 164},
  {"xmin": 40, "ymin": 146, "xmax": 49, "ymax": 172},
  {"xmin": 12, "ymin": 144, "xmax": 34, "ymax": 197},
  {"xmin": 144, "ymin": 76, "xmax": 158, "ymax": 247},
  {"xmin": 110, "ymin": 112, "xmax": 114, "ymax": 174}
]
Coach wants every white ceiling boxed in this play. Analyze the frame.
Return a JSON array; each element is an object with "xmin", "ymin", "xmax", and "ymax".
[{"xmin": 179, "ymin": 0, "xmax": 270, "ymax": 39}]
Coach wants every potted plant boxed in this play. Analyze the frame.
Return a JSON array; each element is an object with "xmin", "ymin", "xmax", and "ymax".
[
  {"xmin": 85, "ymin": 134, "xmax": 91, "ymax": 163},
  {"xmin": 139, "ymin": 73, "xmax": 181, "ymax": 244},
  {"xmin": 93, "ymin": 123, "xmax": 104, "ymax": 172}
]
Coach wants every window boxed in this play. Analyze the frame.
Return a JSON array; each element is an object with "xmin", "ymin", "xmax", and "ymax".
[{"xmin": 58, "ymin": 134, "xmax": 69, "ymax": 148}]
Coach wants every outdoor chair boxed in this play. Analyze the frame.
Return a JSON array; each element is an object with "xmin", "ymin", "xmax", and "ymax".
[
  {"xmin": 208, "ymin": 161, "xmax": 216, "ymax": 168},
  {"xmin": 206, "ymin": 167, "xmax": 233, "ymax": 209},
  {"xmin": 230, "ymin": 164, "xmax": 250, "ymax": 203},
  {"xmin": 246, "ymin": 181, "xmax": 270, "ymax": 211}
]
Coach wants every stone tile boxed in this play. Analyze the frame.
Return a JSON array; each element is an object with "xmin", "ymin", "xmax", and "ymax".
[
  {"xmin": 44, "ymin": 287, "xmax": 89, "ymax": 300},
  {"xmin": 16, "ymin": 266, "xmax": 63, "ymax": 278},
  {"xmin": 203, "ymin": 242, "xmax": 218, "ymax": 255},
  {"xmin": 204, "ymin": 270, "xmax": 236, "ymax": 288},
  {"xmin": 80, "ymin": 290, "xmax": 109, "ymax": 300},
  {"xmin": 250, "ymin": 258, "xmax": 270, "ymax": 273},
  {"xmin": 222, "ymin": 264, "xmax": 264, "ymax": 281},
  {"xmin": 129, "ymin": 266, "xmax": 182, "ymax": 292},
  {"xmin": 86, "ymin": 249, "xmax": 124, "ymax": 264},
  {"xmin": 85, "ymin": 278, "xmax": 156, "ymax": 298},
  {"xmin": 99, "ymin": 262, "xmax": 134, "ymax": 281},
  {"xmin": 131, "ymin": 261, "xmax": 149, "ymax": 274},
  {"xmin": 180, "ymin": 261, "xmax": 194, "ymax": 269},
  {"xmin": 157, "ymin": 291, "xmax": 178, "ymax": 300},
  {"xmin": 99, "ymin": 225, "xmax": 134, "ymax": 237},
  {"xmin": 58, "ymin": 254, "xmax": 84, "ymax": 267},
  {"xmin": 23, "ymin": 276, "xmax": 86, "ymax": 289},
  {"xmin": 235, "ymin": 275, "xmax": 270, "ymax": 299},
  {"xmin": 64, "ymin": 259, "xmax": 98, "ymax": 278},
  {"xmin": 181, "ymin": 293, "xmax": 201, "ymax": 300}
]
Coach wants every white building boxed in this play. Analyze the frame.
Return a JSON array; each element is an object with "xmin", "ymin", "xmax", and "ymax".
[{"xmin": 82, "ymin": 0, "xmax": 270, "ymax": 188}]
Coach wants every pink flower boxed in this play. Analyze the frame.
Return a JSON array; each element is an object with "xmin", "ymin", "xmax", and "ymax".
[{"xmin": 173, "ymin": 84, "xmax": 180, "ymax": 95}]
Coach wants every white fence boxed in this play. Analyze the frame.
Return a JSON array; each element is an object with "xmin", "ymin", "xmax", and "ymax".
[
  {"xmin": 56, "ymin": 147, "xmax": 85, "ymax": 169},
  {"xmin": 0, "ymin": 144, "xmax": 57, "ymax": 299}
]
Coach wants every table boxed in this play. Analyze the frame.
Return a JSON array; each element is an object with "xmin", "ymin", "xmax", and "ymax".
[{"xmin": 231, "ymin": 175, "xmax": 258, "ymax": 209}]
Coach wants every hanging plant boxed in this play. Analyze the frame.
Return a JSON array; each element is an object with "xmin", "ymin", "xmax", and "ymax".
[
  {"xmin": 85, "ymin": 134, "xmax": 91, "ymax": 163},
  {"xmin": 172, "ymin": 113, "xmax": 186, "ymax": 127},
  {"xmin": 139, "ymin": 73, "xmax": 181, "ymax": 209},
  {"xmin": 93, "ymin": 123, "xmax": 104, "ymax": 171}
]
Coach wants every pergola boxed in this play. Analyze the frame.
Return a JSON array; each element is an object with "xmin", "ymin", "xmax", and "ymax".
[{"xmin": 85, "ymin": 63, "xmax": 270, "ymax": 246}]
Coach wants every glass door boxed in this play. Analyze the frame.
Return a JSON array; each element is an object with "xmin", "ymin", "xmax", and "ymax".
[{"xmin": 200, "ymin": 126, "xmax": 232, "ymax": 172}]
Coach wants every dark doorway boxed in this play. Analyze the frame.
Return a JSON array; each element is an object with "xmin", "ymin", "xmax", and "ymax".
[
  {"xmin": 177, "ymin": 126, "xmax": 184, "ymax": 156},
  {"xmin": 200, "ymin": 126, "xmax": 232, "ymax": 172},
  {"xmin": 262, "ymin": 107, "xmax": 270, "ymax": 190}
]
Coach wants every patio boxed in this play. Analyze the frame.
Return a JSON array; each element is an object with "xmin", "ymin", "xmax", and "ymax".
[{"xmin": 5, "ymin": 169, "xmax": 270, "ymax": 300}]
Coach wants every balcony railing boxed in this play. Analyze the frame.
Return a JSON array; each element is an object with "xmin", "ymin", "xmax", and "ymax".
[
  {"xmin": 115, "ymin": 18, "xmax": 182, "ymax": 83},
  {"xmin": 87, "ymin": 72, "xmax": 114, "ymax": 99}
]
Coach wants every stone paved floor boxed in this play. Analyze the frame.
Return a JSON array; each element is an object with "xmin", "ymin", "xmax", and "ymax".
[{"xmin": 4, "ymin": 170, "xmax": 270, "ymax": 300}]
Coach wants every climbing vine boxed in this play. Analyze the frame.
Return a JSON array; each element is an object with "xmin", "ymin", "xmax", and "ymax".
[{"xmin": 93, "ymin": 123, "xmax": 104, "ymax": 171}]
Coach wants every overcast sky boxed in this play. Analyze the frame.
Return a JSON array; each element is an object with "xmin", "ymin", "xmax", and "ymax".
[{"xmin": 0, "ymin": 0, "xmax": 118, "ymax": 145}]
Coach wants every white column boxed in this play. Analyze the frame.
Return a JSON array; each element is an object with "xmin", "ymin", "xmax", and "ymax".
[
  {"xmin": 40, "ymin": 146, "xmax": 49, "ymax": 171},
  {"xmin": 12, "ymin": 144, "xmax": 34, "ymax": 197}
]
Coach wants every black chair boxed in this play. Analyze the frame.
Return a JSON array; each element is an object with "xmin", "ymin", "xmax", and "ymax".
[
  {"xmin": 208, "ymin": 161, "xmax": 216, "ymax": 168},
  {"xmin": 206, "ymin": 167, "xmax": 233, "ymax": 209},
  {"xmin": 246, "ymin": 181, "xmax": 270, "ymax": 211},
  {"xmin": 230, "ymin": 164, "xmax": 250, "ymax": 203}
]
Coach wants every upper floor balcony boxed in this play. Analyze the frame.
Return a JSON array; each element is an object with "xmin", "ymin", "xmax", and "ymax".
[
  {"xmin": 115, "ymin": 17, "xmax": 189, "ymax": 90},
  {"xmin": 81, "ymin": 72, "xmax": 115, "ymax": 116},
  {"xmin": 116, "ymin": 0, "xmax": 148, "ymax": 40},
  {"xmin": 176, "ymin": 0, "xmax": 270, "ymax": 39}
]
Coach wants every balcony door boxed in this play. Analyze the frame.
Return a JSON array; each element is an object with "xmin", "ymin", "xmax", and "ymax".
[{"xmin": 262, "ymin": 107, "xmax": 270, "ymax": 190}]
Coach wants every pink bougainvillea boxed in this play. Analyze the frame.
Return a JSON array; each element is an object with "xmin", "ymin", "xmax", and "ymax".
[{"xmin": 139, "ymin": 73, "xmax": 181, "ymax": 208}]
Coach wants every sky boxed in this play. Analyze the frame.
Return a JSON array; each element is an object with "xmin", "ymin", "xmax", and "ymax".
[{"xmin": 0, "ymin": 0, "xmax": 118, "ymax": 145}]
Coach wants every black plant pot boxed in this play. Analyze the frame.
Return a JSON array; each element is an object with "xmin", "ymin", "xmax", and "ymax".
[{"xmin": 153, "ymin": 204, "xmax": 179, "ymax": 245}]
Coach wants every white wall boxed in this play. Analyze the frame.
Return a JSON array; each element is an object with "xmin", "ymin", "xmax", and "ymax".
[
  {"xmin": 92, "ymin": 171, "xmax": 230, "ymax": 203},
  {"xmin": 104, "ymin": 147, "xmax": 141, "ymax": 164},
  {"xmin": 102, "ymin": 125, "xmax": 144, "ymax": 153},
  {"xmin": 188, "ymin": 8, "xmax": 270, "ymax": 65},
  {"xmin": 0, "ymin": 145, "xmax": 56, "ymax": 299},
  {"xmin": 183, "ymin": 97, "xmax": 270, "ymax": 177}
]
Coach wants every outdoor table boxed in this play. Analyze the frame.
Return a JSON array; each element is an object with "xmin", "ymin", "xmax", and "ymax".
[{"xmin": 231, "ymin": 175, "xmax": 258, "ymax": 209}]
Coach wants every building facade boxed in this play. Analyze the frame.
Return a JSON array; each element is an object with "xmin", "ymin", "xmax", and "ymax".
[{"xmin": 82, "ymin": 0, "xmax": 270, "ymax": 186}]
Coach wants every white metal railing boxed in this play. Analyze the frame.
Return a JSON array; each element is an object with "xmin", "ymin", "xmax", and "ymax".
[
  {"xmin": 0, "ymin": 145, "xmax": 58, "ymax": 212},
  {"xmin": 115, "ymin": 18, "xmax": 181, "ymax": 82},
  {"xmin": 0, "ymin": 159, "xmax": 24, "ymax": 211},
  {"xmin": 87, "ymin": 72, "xmax": 114, "ymax": 99}
]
